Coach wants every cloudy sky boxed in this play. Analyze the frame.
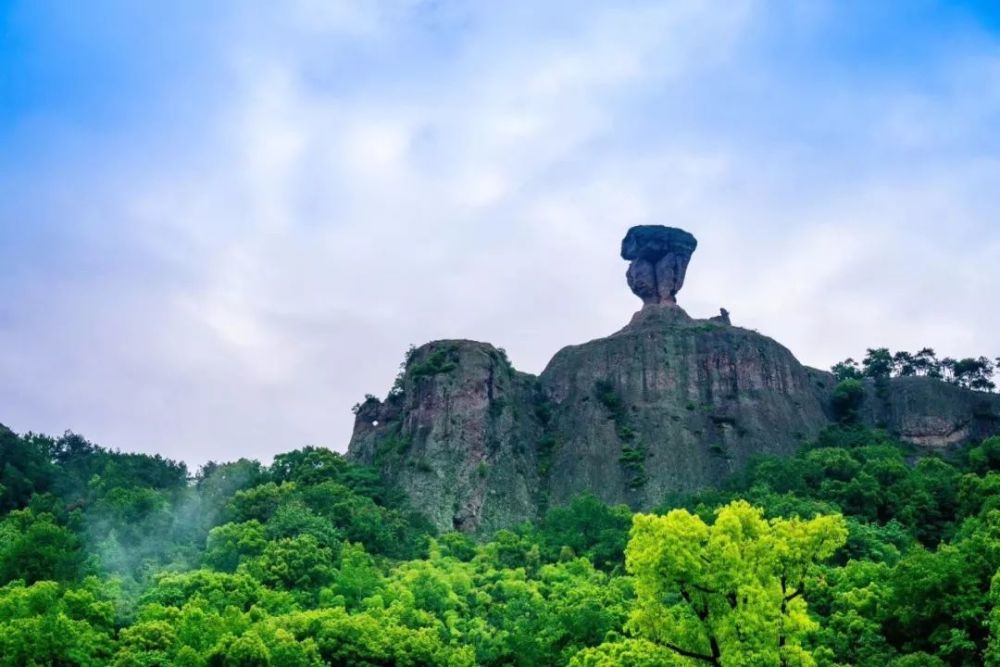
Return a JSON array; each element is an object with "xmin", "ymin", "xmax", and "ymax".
[{"xmin": 2, "ymin": 1, "xmax": 999, "ymax": 467}]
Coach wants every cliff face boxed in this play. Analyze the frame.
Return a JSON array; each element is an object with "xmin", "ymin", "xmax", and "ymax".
[
  {"xmin": 348, "ymin": 341, "xmax": 542, "ymax": 533},
  {"xmin": 346, "ymin": 226, "xmax": 1000, "ymax": 532},
  {"xmin": 346, "ymin": 307, "xmax": 835, "ymax": 531},
  {"xmin": 857, "ymin": 376, "xmax": 1000, "ymax": 447},
  {"xmin": 348, "ymin": 321, "xmax": 1000, "ymax": 532},
  {"xmin": 538, "ymin": 305, "xmax": 830, "ymax": 510}
]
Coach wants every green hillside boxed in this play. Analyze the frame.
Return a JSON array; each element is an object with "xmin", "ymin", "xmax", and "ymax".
[{"xmin": 3, "ymin": 422, "xmax": 1000, "ymax": 665}]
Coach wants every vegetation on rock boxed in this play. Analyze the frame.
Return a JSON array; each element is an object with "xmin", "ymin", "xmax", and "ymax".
[
  {"xmin": 593, "ymin": 379, "xmax": 649, "ymax": 490},
  {"xmin": 833, "ymin": 348, "xmax": 998, "ymax": 392},
  {"xmin": 408, "ymin": 345, "xmax": 461, "ymax": 380}
]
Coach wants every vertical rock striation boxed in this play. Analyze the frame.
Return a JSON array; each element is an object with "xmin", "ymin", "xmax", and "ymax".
[
  {"xmin": 538, "ymin": 306, "xmax": 830, "ymax": 510},
  {"xmin": 347, "ymin": 341, "xmax": 542, "ymax": 533}
]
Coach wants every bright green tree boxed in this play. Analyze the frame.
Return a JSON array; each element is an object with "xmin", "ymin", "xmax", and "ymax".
[
  {"xmin": 0, "ymin": 580, "xmax": 115, "ymax": 667},
  {"xmin": 624, "ymin": 500, "xmax": 847, "ymax": 666}
]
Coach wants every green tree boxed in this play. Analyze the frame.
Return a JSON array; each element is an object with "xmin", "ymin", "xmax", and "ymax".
[
  {"xmin": 0, "ymin": 509, "xmax": 84, "ymax": 584},
  {"xmin": 246, "ymin": 534, "xmax": 336, "ymax": 594},
  {"xmin": 623, "ymin": 501, "xmax": 847, "ymax": 666},
  {"xmin": 204, "ymin": 520, "xmax": 268, "ymax": 572},
  {"xmin": 112, "ymin": 620, "xmax": 178, "ymax": 667},
  {"xmin": 986, "ymin": 570, "xmax": 1000, "ymax": 666},
  {"xmin": 913, "ymin": 348, "xmax": 943, "ymax": 378},
  {"xmin": 967, "ymin": 437, "xmax": 1000, "ymax": 475},
  {"xmin": 862, "ymin": 348, "xmax": 894, "ymax": 379},
  {"xmin": 539, "ymin": 494, "xmax": 632, "ymax": 571},
  {"xmin": 324, "ymin": 542, "xmax": 382, "ymax": 610},
  {"xmin": 893, "ymin": 351, "xmax": 917, "ymax": 377},
  {"xmin": 831, "ymin": 379, "xmax": 865, "ymax": 424},
  {"xmin": 831, "ymin": 359, "xmax": 863, "ymax": 382},
  {"xmin": 569, "ymin": 638, "xmax": 683, "ymax": 666},
  {"xmin": 883, "ymin": 510, "xmax": 1000, "ymax": 663},
  {"xmin": 0, "ymin": 580, "xmax": 115, "ymax": 667},
  {"xmin": 207, "ymin": 631, "xmax": 272, "ymax": 667},
  {"xmin": 0, "ymin": 426, "xmax": 54, "ymax": 511},
  {"xmin": 944, "ymin": 356, "xmax": 996, "ymax": 392}
]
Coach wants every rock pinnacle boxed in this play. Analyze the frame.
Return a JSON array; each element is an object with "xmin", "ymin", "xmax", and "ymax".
[{"xmin": 621, "ymin": 225, "xmax": 697, "ymax": 307}]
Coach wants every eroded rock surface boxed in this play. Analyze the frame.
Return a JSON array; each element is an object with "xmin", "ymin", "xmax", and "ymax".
[
  {"xmin": 539, "ymin": 306, "xmax": 830, "ymax": 510},
  {"xmin": 348, "ymin": 341, "xmax": 542, "ymax": 533},
  {"xmin": 862, "ymin": 376, "xmax": 1000, "ymax": 447}
]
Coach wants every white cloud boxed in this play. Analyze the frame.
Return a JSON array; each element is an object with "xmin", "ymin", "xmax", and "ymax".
[{"xmin": 1, "ymin": 0, "xmax": 999, "ymax": 466}]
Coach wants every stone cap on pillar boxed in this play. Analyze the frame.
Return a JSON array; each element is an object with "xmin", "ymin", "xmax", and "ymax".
[{"xmin": 621, "ymin": 226, "xmax": 697, "ymax": 307}]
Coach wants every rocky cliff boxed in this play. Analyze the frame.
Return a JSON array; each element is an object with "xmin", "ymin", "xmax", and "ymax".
[
  {"xmin": 347, "ymin": 226, "xmax": 1000, "ymax": 532},
  {"xmin": 348, "ymin": 341, "xmax": 544, "ymax": 533},
  {"xmin": 859, "ymin": 375, "xmax": 1000, "ymax": 447},
  {"xmin": 538, "ymin": 304, "xmax": 831, "ymax": 510}
]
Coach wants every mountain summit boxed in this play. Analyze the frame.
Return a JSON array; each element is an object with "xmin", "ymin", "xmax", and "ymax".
[{"xmin": 348, "ymin": 226, "xmax": 1000, "ymax": 531}]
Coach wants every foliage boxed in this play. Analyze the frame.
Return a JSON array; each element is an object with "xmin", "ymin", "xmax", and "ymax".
[
  {"xmin": 831, "ymin": 378, "xmax": 865, "ymax": 423},
  {"xmin": 622, "ymin": 501, "xmax": 846, "ymax": 666},
  {"xmin": 832, "ymin": 348, "xmax": 997, "ymax": 392},
  {"xmin": 538, "ymin": 494, "xmax": 632, "ymax": 572},
  {"xmin": 5, "ymin": 421, "xmax": 1000, "ymax": 664},
  {"xmin": 831, "ymin": 359, "xmax": 864, "ymax": 382},
  {"xmin": 595, "ymin": 379, "xmax": 648, "ymax": 488},
  {"xmin": 0, "ymin": 579, "xmax": 116, "ymax": 666},
  {"xmin": 408, "ymin": 345, "xmax": 460, "ymax": 380}
]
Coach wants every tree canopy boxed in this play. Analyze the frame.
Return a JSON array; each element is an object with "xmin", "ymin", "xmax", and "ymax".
[
  {"xmin": 3, "ymin": 423, "xmax": 1000, "ymax": 665},
  {"xmin": 832, "ymin": 348, "xmax": 997, "ymax": 392}
]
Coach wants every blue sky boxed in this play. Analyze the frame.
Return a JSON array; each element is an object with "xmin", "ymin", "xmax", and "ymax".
[{"xmin": 2, "ymin": 1, "xmax": 999, "ymax": 466}]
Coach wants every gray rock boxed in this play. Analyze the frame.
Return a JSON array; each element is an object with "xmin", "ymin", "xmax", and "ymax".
[
  {"xmin": 347, "ymin": 340, "xmax": 542, "ymax": 533},
  {"xmin": 710, "ymin": 308, "xmax": 732, "ymax": 325},
  {"xmin": 539, "ymin": 306, "xmax": 829, "ymax": 510},
  {"xmin": 831, "ymin": 373, "xmax": 1000, "ymax": 447},
  {"xmin": 621, "ymin": 225, "xmax": 698, "ymax": 306}
]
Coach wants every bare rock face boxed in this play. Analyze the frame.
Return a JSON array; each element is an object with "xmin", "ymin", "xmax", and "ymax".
[
  {"xmin": 538, "ymin": 306, "xmax": 830, "ymax": 510},
  {"xmin": 860, "ymin": 376, "xmax": 1000, "ymax": 447},
  {"xmin": 622, "ymin": 225, "xmax": 698, "ymax": 307},
  {"xmin": 347, "ymin": 341, "xmax": 542, "ymax": 533}
]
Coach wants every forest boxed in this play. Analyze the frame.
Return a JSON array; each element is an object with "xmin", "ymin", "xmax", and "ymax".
[{"xmin": 4, "ymin": 418, "xmax": 1000, "ymax": 666}]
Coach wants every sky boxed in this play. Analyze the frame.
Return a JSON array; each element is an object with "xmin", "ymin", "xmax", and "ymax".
[{"xmin": 2, "ymin": 1, "xmax": 999, "ymax": 468}]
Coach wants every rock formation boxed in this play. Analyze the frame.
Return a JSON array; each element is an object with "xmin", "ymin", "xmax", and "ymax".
[
  {"xmin": 710, "ymin": 308, "xmax": 732, "ymax": 325},
  {"xmin": 347, "ymin": 342, "xmax": 543, "ymax": 532},
  {"xmin": 621, "ymin": 225, "xmax": 697, "ymax": 307},
  {"xmin": 857, "ymin": 375, "xmax": 1000, "ymax": 447},
  {"xmin": 537, "ymin": 304, "xmax": 831, "ymax": 511},
  {"xmin": 347, "ymin": 225, "xmax": 1000, "ymax": 532}
]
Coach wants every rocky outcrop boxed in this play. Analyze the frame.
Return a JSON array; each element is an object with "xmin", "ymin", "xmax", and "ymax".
[
  {"xmin": 861, "ymin": 376, "xmax": 1000, "ymax": 447},
  {"xmin": 347, "ymin": 226, "xmax": 1000, "ymax": 532},
  {"xmin": 538, "ymin": 306, "xmax": 830, "ymax": 510},
  {"xmin": 802, "ymin": 368, "xmax": 1000, "ymax": 447},
  {"xmin": 348, "ymin": 341, "xmax": 542, "ymax": 533},
  {"xmin": 622, "ymin": 226, "xmax": 697, "ymax": 307}
]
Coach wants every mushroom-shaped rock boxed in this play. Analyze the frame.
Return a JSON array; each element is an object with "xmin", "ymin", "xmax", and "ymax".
[{"xmin": 621, "ymin": 225, "xmax": 697, "ymax": 306}]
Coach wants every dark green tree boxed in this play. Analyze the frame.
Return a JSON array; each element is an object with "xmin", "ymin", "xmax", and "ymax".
[{"xmin": 863, "ymin": 348, "xmax": 895, "ymax": 379}]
